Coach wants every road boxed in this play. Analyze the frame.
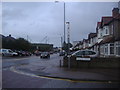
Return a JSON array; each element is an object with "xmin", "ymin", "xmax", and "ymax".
[{"xmin": 2, "ymin": 54, "xmax": 120, "ymax": 88}]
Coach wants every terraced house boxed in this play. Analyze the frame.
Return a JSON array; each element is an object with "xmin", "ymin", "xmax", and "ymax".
[
  {"xmin": 97, "ymin": 8, "xmax": 120, "ymax": 57},
  {"xmin": 73, "ymin": 7, "xmax": 120, "ymax": 57}
]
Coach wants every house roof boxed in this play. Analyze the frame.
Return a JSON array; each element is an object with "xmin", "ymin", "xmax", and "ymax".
[
  {"xmin": 101, "ymin": 17, "xmax": 113, "ymax": 27},
  {"xmin": 83, "ymin": 39, "xmax": 89, "ymax": 43},
  {"xmin": 88, "ymin": 33, "xmax": 97, "ymax": 39},
  {"xmin": 0, "ymin": 34, "xmax": 6, "ymax": 40},
  {"xmin": 0, "ymin": 34, "xmax": 5, "ymax": 38},
  {"xmin": 6, "ymin": 35, "xmax": 16, "ymax": 41},
  {"xmin": 96, "ymin": 22, "xmax": 101, "ymax": 33},
  {"xmin": 99, "ymin": 36, "xmax": 115, "ymax": 45},
  {"xmin": 96, "ymin": 22, "xmax": 101, "ymax": 28},
  {"xmin": 79, "ymin": 41, "xmax": 83, "ymax": 44},
  {"xmin": 73, "ymin": 41, "xmax": 83, "ymax": 48},
  {"xmin": 100, "ymin": 13, "xmax": 120, "ymax": 27}
]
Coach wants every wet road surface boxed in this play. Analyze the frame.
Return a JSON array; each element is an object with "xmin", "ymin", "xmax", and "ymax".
[
  {"xmin": 2, "ymin": 54, "xmax": 120, "ymax": 88},
  {"xmin": 3, "ymin": 70, "xmax": 119, "ymax": 88}
]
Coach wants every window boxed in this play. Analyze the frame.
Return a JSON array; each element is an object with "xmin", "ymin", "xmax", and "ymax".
[
  {"xmin": 110, "ymin": 43, "xmax": 114, "ymax": 55},
  {"xmin": 116, "ymin": 47, "xmax": 120, "ymax": 55},
  {"xmin": 106, "ymin": 29, "xmax": 108, "ymax": 34},
  {"xmin": 9, "ymin": 50, "xmax": 13, "ymax": 53},
  {"xmin": 104, "ymin": 44, "xmax": 108, "ymax": 55},
  {"xmin": 100, "ymin": 33, "xmax": 102, "ymax": 37},
  {"xmin": 2, "ymin": 50, "xmax": 7, "ymax": 53},
  {"xmin": 116, "ymin": 42, "xmax": 120, "ymax": 55},
  {"xmin": 100, "ymin": 45, "xmax": 104, "ymax": 54}
]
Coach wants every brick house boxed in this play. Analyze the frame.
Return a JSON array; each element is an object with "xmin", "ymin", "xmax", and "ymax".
[
  {"xmin": 88, "ymin": 33, "xmax": 97, "ymax": 51},
  {"xmin": 97, "ymin": 8, "xmax": 120, "ymax": 57},
  {"xmin": 72, "ymin": 7, "xmax": 120, "ymax": 57}
]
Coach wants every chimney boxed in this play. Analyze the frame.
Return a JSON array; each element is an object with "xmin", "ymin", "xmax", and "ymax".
[
  {"xmin": 112, "ymin": 8, "xmax": 119, "ymax": 18},
  {"xmin": 9, "ymin": 34, "xmax": 11, "ymax": 37}
]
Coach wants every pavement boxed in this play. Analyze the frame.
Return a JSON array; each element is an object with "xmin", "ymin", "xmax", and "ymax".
[{"xmin": 12, "ymin": 55, "xmax": 120, "ymax": 82}]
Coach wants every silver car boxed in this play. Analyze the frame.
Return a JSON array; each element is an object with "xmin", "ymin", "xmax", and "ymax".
[{"xmin": 72, "ymin": 50, "xmax": 99, "ymax": 58}]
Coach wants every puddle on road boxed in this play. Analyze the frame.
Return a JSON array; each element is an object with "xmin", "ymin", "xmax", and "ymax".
[
  {"xmin": 17, "ymin": 68, "xmax": 50, "ymax": 76},
  {"xmin": 2, "ymin": 63, "xmax": 29, "ymax": 71}
]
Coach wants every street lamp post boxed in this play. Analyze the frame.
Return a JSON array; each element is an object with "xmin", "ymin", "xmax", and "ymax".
[
  {"xmin": 66, "ymin": 22, "xmax": 70, "ymax": 69},
  {"xmin": 55, "ymin": 1, "xmax": 66, "ymax": 45},
  {"xmin": 66, "ymin": 22, "xmax": 70, "ymax": 54},
  {"xmin": 63, "ymin": 2, "xmax": 66, "ymax": 44}
]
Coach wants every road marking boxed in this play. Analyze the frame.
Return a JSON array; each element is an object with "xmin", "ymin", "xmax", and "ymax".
[{"xmin": 9, "ymin": 66, "xmax": 118, "ymax": 84}]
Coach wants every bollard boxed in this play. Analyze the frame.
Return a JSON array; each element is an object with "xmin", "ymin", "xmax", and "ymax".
[
  {"xmin": 68, "ymin": 57, "xmax": 70, "ymax": 69},
  {"xmin": 60, "ymin": 60, "xmax": 61, "ymax": 67}
]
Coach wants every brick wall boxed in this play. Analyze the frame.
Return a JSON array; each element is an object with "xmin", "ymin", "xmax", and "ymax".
[{"xmin": 63, "ymin": 56, "xmax": 120, "ymax": 68}]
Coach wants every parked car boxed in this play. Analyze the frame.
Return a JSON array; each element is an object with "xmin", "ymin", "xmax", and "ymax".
[
  {"xmin": 17, "ymin": 51, "xmax": 26, "ymax": 56},
  {"xmin": 14, "ymin": 50, "xmax": 32, "ymax": 56},
  {"xmin": 50, "ymin": 51, "xmax": 54, "ymax": 54},
  {"xmin": 0, "ymin": 49, "xmax": 18, "ymax": 56},
  {"xmin": 25, "ymin": 51, "xmax": 32, "ymax": 56},
  {"xmin": 34, "ymin": 51, "xmax": 41, "ymax": 56},
  {"xmin": 71, "ymin": 50, "xmax": 98, "ymax": 58},
  {"xmin": 15, "ymin": 51, "xmax": 23, "ymax": 56},
  {"xmin": 59, "ymin": 51, "xmax": 65, "ymax": 56},
  {"xmin": 40, "ymin": 52, "xmax": 50, "ymax": 58}
]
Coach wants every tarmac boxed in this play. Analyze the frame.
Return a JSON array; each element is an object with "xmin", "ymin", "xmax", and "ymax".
[{"xmin": 14, "ymin": 55, "xmax": 120, "ymax": 82}]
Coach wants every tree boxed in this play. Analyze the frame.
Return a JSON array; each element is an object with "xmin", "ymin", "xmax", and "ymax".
[
  {"xmin": 2, "ymin": 35, "xmax": 32, "ymax": 51},
  {"xmin": 62, "ymin": 42, "xmax": 73, "ymax": 52},
  {"xmin": 14, "ymin": 38, "xmax": 31, "ymax": 51},
  {"xmin": 2, "ymin": 38, "xmax": 16, "ymax": 49}
]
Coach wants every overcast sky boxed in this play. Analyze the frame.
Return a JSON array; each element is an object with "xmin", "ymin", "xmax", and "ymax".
[{"xmin": 2, "ymin": 2, "xmax": 118, "ymax": 47}]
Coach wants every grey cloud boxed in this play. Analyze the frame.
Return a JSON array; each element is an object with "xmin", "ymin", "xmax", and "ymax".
[{"xmin": 2, "ymin": 2, "xmax": 118, "ymax": 47}]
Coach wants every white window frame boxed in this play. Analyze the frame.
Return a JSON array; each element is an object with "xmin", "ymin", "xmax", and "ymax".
[
  {"xmin": 115, "ymin": 41, "xmax": 120, "ymax": 56},
  {"xmin": 104, "ymin": 44, "xmax": 108, "ymax": 55},
  {"xmin": 100, "ymin": 45, "xmax": 104, "ymax": 55},
  {"xmin": 109, "ymin": 43, "xmax": 114, "ymax": 55}
]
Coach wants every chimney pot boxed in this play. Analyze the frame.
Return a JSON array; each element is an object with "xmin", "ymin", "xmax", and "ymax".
[{"xmin": 112, "ymin": 8, "xmax": 119, "ymax": 18}]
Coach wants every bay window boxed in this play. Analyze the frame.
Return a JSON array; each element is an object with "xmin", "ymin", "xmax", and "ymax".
[
  {"xmin": 110, "ymin": 43, "xmax": 114, "ymax": 55},
  {"xmin": 116, "ymin": 42, "xmax": 120, "ymax": 56}
]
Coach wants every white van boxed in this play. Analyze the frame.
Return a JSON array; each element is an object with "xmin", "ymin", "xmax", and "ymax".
[{"xmin": 0, "ymin": 49, "xmax": 18, "ymax": 56}]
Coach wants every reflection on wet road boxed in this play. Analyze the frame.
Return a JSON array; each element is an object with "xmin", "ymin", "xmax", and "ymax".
[{"xmin": 2, "ymin": 54, "xmax": 120, "ymax": 88}]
